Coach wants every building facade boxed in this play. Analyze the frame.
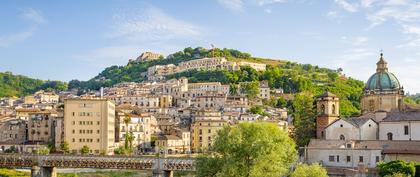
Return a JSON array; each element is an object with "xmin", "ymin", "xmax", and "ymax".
[{"xmin": 64, "ymin": 99, "xmax": 116, "ymax": 155}]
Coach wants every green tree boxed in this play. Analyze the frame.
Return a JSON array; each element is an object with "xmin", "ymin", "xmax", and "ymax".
[
  {"xmin": 292, "ymin": 92, "xmax": 316, "ymax": 147},
  {"xmin": 60, "ymin": 141, "xmax": 70, "ymax": 154},
  {"xmin": 290, "ymin": 163, "xmax": 328, "ymax": 177},
  {"xmin": 240, "ymin": 81, "xmax": 260, "ymax": 99},
  {"xmin": 377, "ymin": 160, "xmax": 416, "ymax": 177},
  {"xmin": 123, "ymin": 113, "xmax": 132, "ymax": 149},
  {"xmin": 80, "ymin": 145, "xmax": 90, "ymax": 155},
  {"xmin": 196, "ymin": 122, "xmax": 297, "ymax": 177},
  {"xmin": 229, "ymin": 84, "xmax": 238, "ymax": 96},
  {"xmin": 36, "ymin": 147, "xmax": 50, "ymax": 155}
]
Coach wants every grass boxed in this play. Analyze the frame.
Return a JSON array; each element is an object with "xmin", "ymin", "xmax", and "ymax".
[{"xmin": 0, "ymin": 168, "xmax": 30, "ymax": 177}]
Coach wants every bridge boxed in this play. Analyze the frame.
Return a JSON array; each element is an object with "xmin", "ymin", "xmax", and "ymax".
[{"xmin": 0, "ymin": 154, "xmax": 196, "ymax": 177}]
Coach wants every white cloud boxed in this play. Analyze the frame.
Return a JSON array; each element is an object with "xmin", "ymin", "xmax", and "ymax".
[
  {"xmin": 109, "ymin": 7, "xmax": 202, "ymax": 42},
  {"xmin": 0, "ymin": 28, "xmax": 36, "ymax": 48},
  {"xmin": 21, "ymin": 8, "xmax": 46, "ymax": 24},
  {"xmin": 0, "ymin": 8, "xmax": 44, "ymax": 48},
  {"xmin": 341, "ymin": 36, "xmax": 369, "ymax": 46},
  {"xmin": 257, "ymin": 0, "xmax": 287, "ymax": 6},
  {"xmin": 334, "ymin": 0, "xmax": 359, "ymax": 12},
  {"xmin": 73, "ymin": 46, "xmax": 140, "ymax": 68},
  {"xmin": 216, "ymin": 0, "xmax": 288, "ymax": 13},
  {"xmin": 217, "ymin": 0, "xmax": 245, "ymax": 12}
]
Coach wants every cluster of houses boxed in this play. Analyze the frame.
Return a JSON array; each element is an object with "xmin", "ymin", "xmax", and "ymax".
[
  {"xmin": 0, "ymin": 58, "xmax": 287, "ymax": 155},
  {"xmin": 146, "ymin": 57, "xmax": 267, "ymax": 81}
]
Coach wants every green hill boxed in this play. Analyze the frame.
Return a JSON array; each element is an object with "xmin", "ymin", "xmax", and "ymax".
[
  {"xmin": 68, "ymin": 47, "xmax": 365, "ymax": 117},
  {"xmin": 0, "ymin": 71, "xmax": 68, "ymax": 97}
]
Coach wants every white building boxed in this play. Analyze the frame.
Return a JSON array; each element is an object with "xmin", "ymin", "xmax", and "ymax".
[
  {"xmin": 325, "ymin": 117, "xmax": 378, "ymax": 141},
  {"xmin": 379, "ymin": 112, "xmax": 420, "ymax": 141}
]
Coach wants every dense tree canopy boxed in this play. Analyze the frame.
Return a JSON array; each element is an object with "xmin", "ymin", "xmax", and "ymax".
[
  {"xmin": 0, "ymin": 72, "xmax": 67, "ymax": 97},
  {"xmin": 292, "ymin": 92, "xmax": 316, "ymax": 147},
  {"xmin": 196, "ymin": 122, "xmax": 297, "ymax": 177},
  {"xmin": 377, "ymin": 160, "xmax": 416, "ymax": 177},
  {"xmin": 290, "ymin": 163, "xmax": 328, "ymax": 177}
]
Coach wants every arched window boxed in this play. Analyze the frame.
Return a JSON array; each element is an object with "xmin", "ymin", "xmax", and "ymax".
[
  {"xmin": 321, "ymin": 104, "xmax": 326, "ymax": 114},
  {"xmin": 340, "ymin": 135, "xmax": 345, "ymax": 140},
  {"xmin": 332, "ymin": 104, "xmax": 336, "ymax": 114},
  {"xmin": 321, "ymin": 131, "xmax": 324, "ymax": 138},
  {"xmin": 387, "ymin": 132, "xmax": 393, "ymax": 140}
]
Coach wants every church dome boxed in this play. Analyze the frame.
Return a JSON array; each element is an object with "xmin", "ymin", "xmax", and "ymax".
[
  {"xmin": 364, "ymin": 53, "xmax": 401, "ymax": 91},
  {"xmin": 366, "ymin": 72, "xmax": 400, "ymax": 90}
]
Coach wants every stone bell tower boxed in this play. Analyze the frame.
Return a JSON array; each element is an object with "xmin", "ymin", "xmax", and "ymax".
[{"xmin": 316, "ymin": 92, "xmax": 339, "ymax": 139}]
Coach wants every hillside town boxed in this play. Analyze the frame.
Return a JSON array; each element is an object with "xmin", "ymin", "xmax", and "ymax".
[
  {"xmin": 1, "ymin": 51, "xmax": 420, "ymax": 176},
  {"xmin": 0, "ymin": 52, "xmax": 288, "ymax": 156}
]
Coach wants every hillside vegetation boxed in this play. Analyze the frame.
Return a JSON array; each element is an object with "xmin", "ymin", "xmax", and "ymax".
[
  {"xmin": 0, "ymin": 72, "xmax": 68, "ymax": 97},
  {"xmin": 68, "ymin": 47, "xmax": 364, "ymax": 117}
]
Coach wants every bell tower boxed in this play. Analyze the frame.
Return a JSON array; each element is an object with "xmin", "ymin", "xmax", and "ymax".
[{"xmin": 316, "ymin": 92, "xmax": 339, "ymax": 139}]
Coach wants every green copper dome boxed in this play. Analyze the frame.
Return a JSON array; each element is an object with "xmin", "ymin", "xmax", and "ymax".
[
  {"xmin": 365, "ymin": 53, "xmax": 401, "ymax": 91},
  {"xmin": 365, "ymin": 72, "xmax": 400, "ymax": 90}
]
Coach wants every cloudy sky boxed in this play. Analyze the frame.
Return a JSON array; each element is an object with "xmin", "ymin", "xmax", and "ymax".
[{"xmin": 1, "ymin": 0, "xmax": 420, "ymax": 93}]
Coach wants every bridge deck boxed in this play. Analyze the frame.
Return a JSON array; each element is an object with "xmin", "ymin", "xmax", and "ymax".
[{"xmin": 0, "ymin": 154, "xmax": 195, "ymax": 171}]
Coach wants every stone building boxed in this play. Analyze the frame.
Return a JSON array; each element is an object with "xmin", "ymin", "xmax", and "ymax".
[
  {"xmin": 136, "ymin": 52, "xmax": 163, "ymax": 62},
  {"xmin": 28, "ymin": 111, "xmax": 58, "ymax": 143},
  {"xmin": 316, "ymin": 92, "xmax": 340, "ymax": 139},
  {"xmin": 0, "ymin": 119, "xmax": 26, "ymax": 144}
]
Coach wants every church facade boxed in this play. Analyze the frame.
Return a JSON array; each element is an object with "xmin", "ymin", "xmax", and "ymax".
[{"xmin": 303, "ymin": 53, "xmax": 420, "ymax": 176}]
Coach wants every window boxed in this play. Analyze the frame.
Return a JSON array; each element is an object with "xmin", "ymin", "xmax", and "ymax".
[
  {"xmin": 321, "ymin": 104, "xmax": 326, "ymax": 114},
  {"xmin": 329, "ymin": 156, "xmax": 335, "ymax": 162},
  {"xmin": 346, "ymin": 156, "xmax": 351, "ymax": 162},
  {"xmin": 359, "ymin": 156, "xmax": 363, "ymax": 163},
  {"xmin": 369, "ymin": 124, "xmax": 371, "ymax": 127},
  {"xmin": 340, "ymin": 124, "xmax": 343, "ymax": 127},
  {"xmin": 346, "ymin": 144, "xmax": 352, "ymax": 148},
  {"xmin": 376, "ymin": 156, "xmax": 380, "ymax": 163},
  {"xmin": 332, "ymin": 104, "xmax": 336, "ymax": 114},
  {"xmin": 340, "ymin": 135, "xmax": 345, "ymax": 140},
  {"xmin": 336, "ymin": 155, "xmax": 340, "ymax": 162},
  {"xmin": 387, "ymin": 132, "xmax": 393, "ymax": 140},
  {"xmin": 404, "ymin": 125, "xmax": 409, "ymax": 135}
]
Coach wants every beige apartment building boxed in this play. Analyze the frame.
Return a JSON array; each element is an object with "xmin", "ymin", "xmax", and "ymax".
[
  {"xmin": 64, "ymin": 98, "xmax": 116, "ymax": 155},
  {"xmin": 191, "ymin": 109, "xmax": 227, "ymax": 152}
]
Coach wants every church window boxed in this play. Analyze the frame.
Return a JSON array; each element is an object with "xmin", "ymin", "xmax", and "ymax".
[
  {"xmin": 404, "ymin": 125, "xmax": 409, "ymax": 135},
  {"xmin": 332, "ymin": 104, "xmax": 336, "ymax": 114},
  {"xmin": 387, "ymin": 132, "xmax": 393, "ymax": 140},
  {"xmin": 321, "ymin": 104, "xmax": 326, "ymax": 115},
  {"xmin": 340, "ymin": 135, "xmax": 345, "ymax": 140},
  {"xmin": 329, "ymin": 156, "xmax": 335, "ymax": 162}
]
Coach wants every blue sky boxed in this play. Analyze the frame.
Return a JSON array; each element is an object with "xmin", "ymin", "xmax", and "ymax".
[{"xmin": 1, "ymin": 0, "xmax": 420, "ymax": 93}]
